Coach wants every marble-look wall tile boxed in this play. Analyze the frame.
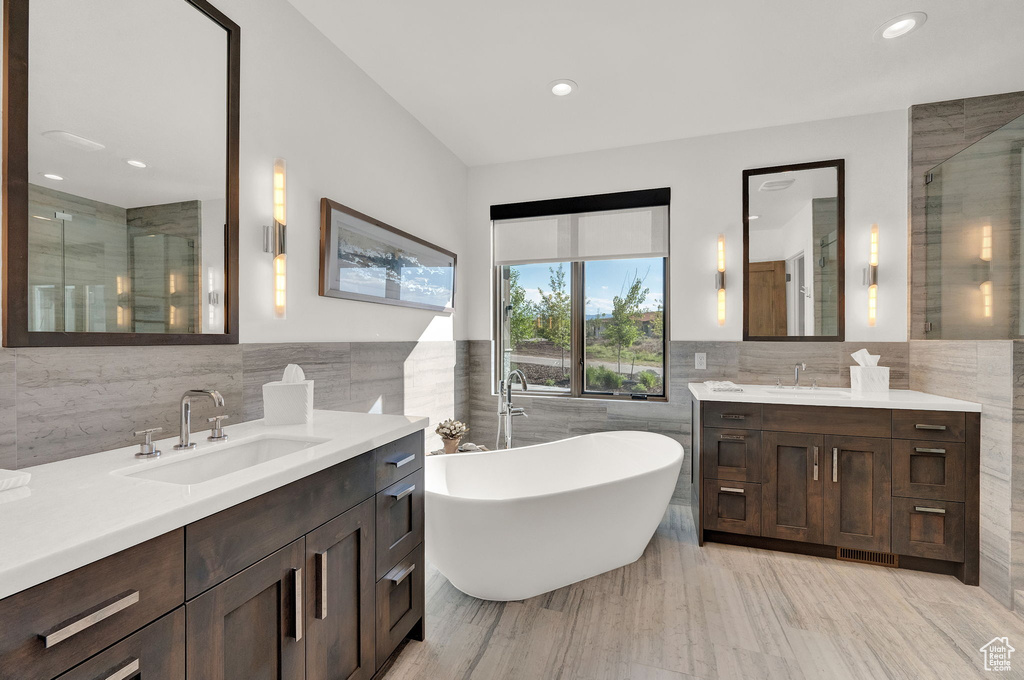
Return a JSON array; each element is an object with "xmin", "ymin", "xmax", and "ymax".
[
  {"xmin": 241, "ymin": 343, "xmax": 352, "ymax": 422},
  {"xmin": 16, "ymin": 345, "xmax": 243, "ymax": 467},
  {"xmin": 0, "ymin": 349, "xmax": 17, "ymax": 469},
  {"xmin": 1010, "ymin": 341, "xmax": 1024, "ymax": 608}
]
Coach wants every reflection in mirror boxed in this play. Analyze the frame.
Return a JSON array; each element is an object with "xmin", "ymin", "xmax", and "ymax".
[
  {"xmin": 744, "ymin": 161, "xmax": 844, "ymax": 339},
  {"xmin": 26, "ymin": 0, "xmax": 227, "ymax": 334}
]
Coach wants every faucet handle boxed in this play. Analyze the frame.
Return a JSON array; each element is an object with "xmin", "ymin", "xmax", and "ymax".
[
  {"xmin": 132, "ymin": 427, "xmax": 162, "ymax": 458},
  {"xmin": 207, "ymin": 415, "xmax": 229, "ymax": 441}
]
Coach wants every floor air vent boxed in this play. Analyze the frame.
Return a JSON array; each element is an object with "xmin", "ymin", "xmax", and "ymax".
[{"xmin": 836, "ymin": 547, "xmax": 898, "ymax": 568}]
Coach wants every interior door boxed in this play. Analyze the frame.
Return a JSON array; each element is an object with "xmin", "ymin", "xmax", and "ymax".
[
  {"xmin": 186, "ymin": 539, "xmax": 306, "ymax": 680},
  {"xmin": 748, "ymin": 260, "xmax": 787, "ymax": 336},
  {"xmin": 824, "ymin": 436, "xmax": 892, "ymax": 552},
  {"xmin": 305, "ymin": 498, "xmax": 376, "ymax": 680},
  {"xmin": 762, "ymin": 431, "xmax": 824, "ymax": 543}
]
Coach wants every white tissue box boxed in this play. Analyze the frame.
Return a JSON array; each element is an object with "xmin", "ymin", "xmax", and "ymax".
[
  {"xmin": 0, "ymin": 469, "xmax": 31, "ymax": 492},
  {"xmin": 850, "ymin": 366, "xmax": 889, "ymax": 394},
  {"xmin": 262, "ymin": 380, "xmax": 314, "ymax": 425}
]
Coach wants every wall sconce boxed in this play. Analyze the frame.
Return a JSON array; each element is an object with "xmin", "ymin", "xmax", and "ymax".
[
  {"xmin": 980, "ymin": 224, "xmax": 992, "ymax": 262},
  {"xmin": 715, "ymin": 234, "xmax": 726, "ymax": 326},
  {"xmin": 263, "ymin": 158, "xmax": 287, "ymax": 319},
  {"xmin": 866, "ymin": 223, "xmax": 878, "ymax": 327},
  {"xmin": 977, "ymin": 223, "xmax": 992, "ymax": 322},
  {"xmin": 980, "ymin": 280, "xmax": 993, "ymax": 319}
]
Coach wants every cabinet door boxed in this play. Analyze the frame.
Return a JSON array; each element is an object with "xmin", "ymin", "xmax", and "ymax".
[
  {"xmin": 703, "ymin": 428, "xmax": 762, "ymax": 482},
  {"xmin": 823, "ymin": 436, "xmax": 891, "ymax": 552},
  {"xmin": 762, "ymin": 432, "xmax": 824, "ymax": 543},
  {"xmin": 187, "ymin": 539, "xmax": 305, "ymax": 680},
  {"xmin": 306, "ymin": 498, "xmax": 376, "ymax": 680}
]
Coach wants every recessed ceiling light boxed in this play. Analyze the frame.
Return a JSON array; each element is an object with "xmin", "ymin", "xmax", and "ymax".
[
  {"xmin": 42, "ymin": 173, "xmax": 64, "ymax": 181},
  {"xmin": 126, "ymin": 159, "xmax": 147, "ymax": 168},
  {"xmin": 877, "ymin": 12, "xmax": 927, "ymax": 40},
  {"xmin": 759, "ymin": 178, "xmax": 796, "ymax": 192},
  {"xmin": 41, "ymin": 130, "xmax": 104, "ymax": 151},
  {"xmin": 748, "ymin": 215, "xmax": 760, "ymax": 220},
  {"xmin": 549, "ymin": 79, "xmax": 577, "ymax": 97}
]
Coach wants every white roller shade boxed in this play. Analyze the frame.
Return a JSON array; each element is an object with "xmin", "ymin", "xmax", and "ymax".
[{"xmin": 493, "ymin": 205, "xmax": 669, "ymax": 266}]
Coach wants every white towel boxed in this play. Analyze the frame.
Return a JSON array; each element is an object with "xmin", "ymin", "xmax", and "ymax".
[
  {"xmin": 704, "ymin": 380, "xmax": 743, "ymax": 393},
  {"xmin": 0, "ymin": 469, "xmax": 30, "ymax": 492}
]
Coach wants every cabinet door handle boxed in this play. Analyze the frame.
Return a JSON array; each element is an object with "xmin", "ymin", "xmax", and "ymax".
[
  {"xmin": 915, "ymin": 423, "xmax": 947, "ymax": 431},
  {"xmin": 389, "ymin": 563, "xmax": 416, "ymax": 586},
  {"xmin": 293, "ymin": 567, "xmax": 303, "ymax": 641},
  {"xmin": 720, "ymin": 486, "xmax": 744, "ymax": 494},
  {"xmin": 832, "ymin": 448, "xmax": 838, "ymax": 483},
  {"xmin": 390, "ymin": 484, "xmax": 416, "ymax": 501},
  {"xmin": 720, "ymin": 414, "xmax": 746, "ymax": 420},
  {"xmin": 914, "ymin": 506, "xmax": 946, "ymax": 514},
  {"xmin": 719, "ymin": 434, "xmax": 746, "ymax": 441},
  {"xmin": 914, "ymin": 447, "xmax": 946, "ymax": 455},
  {"xmin": 813, "ymin": 446, "xmax": 819, "ymax": 481},
  {"xmin": 98, "ymin": 658, "xmax": 140, "ymax": 680},
  {"xmin": 315, "ymin": 551, "xmax": 328, "ymax": 620},
  {"xmin": 387, "ymin": 453, "xmax": 416, "ymax": 468},
  {"xmin": 40, "ymin": 590, "xmax": 139, "ymax": 648}
]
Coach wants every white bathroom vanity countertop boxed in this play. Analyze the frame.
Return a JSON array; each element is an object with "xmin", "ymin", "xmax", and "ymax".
[
  {"xmin": 0, "ymin": 410, "xmax": 429, "ymax": 600},
  {"xmin": 688, "ymin": 383, "xmax": 982, "ymax": 413}
]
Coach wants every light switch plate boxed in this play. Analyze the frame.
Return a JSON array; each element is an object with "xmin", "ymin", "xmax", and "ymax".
[{"xmin": 695, "ymin": 352, "xmax": 707, "ymax": 370}]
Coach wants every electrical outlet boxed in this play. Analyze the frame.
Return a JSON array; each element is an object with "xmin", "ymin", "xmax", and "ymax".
[{"xmin": 695, "ymin": 352, "xmax": 707, "ymax": 370}]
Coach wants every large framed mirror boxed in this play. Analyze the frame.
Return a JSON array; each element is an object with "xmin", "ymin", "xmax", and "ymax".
[
  {"xmin": 2, "ymin": 0, "xmax": 239, "ymax": 346},
  {"xmin": 743, "ymin": 159, "xmax": 845, "ymax": 341}
]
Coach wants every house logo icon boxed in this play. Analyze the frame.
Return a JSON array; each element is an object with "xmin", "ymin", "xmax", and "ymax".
[{"xmin": 980, "ymin": 637, "xmax": 1014, "ymax": 671}]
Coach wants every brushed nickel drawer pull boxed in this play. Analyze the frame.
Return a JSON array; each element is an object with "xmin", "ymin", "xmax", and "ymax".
[
  {"xmin": 914, "ymin": 506, "xmax": 946, "ymax": 514},
  {"xmin": 720, "ymin": 414, "xmax": 746, "ymax": 420},
  {"xmin": 390, "ymin": 484, "xmax": 416, "ymax": 501},
  {"xmin": 719, "ymin": 434, "xmax": 746, "ymax": 441},
  {"xmin": 315, "ymin": 552, "xmax": 328, "ymax": 620},
  {"xmin": 40, "ymin": 589, "xmax": 140, "ymax": 648},
  {"xmin": 720, "ymin": 486, "xmax": 744, "ymax": 494},
  {"xmin": 813, "ymin": 446, "xmax": 819, "ymax": 481},
  {"xmin": 914, "ymin": 447, "xmax": 947, "ymax": 454},
  {"xmin": 293, "ymin": 567, "xmax": 303, "ymax": 641},
  {"xmin": 387, "ymin": 453, "xmax": 416, "ymax": 468},
  {"xmin": 389, "ymin": 563, "xmax": 416, "ymax": 586},
  {"xmin": 832, "ymin": 448, "xmax": 838, "ymax": 483},
  {"xmin": 915, "ymin": 423, "xmax": 947, "ymax": 431},
  {"xmin": 99, "ymin": 657, "xmax": 140, "ymax": 680}
]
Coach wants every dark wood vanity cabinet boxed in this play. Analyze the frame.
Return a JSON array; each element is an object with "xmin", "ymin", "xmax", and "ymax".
[
  {"xmin": 0, "ymin": 430, "xmax": 425, "ymax": 680},
  {"xmin": 693, "ymin": 401, "xmax": 979, "ymax": 585}
]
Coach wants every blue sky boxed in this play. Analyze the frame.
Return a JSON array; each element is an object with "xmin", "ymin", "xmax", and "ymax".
[{"xmin": 513, "ymin": 258, "xmax": 664, "ymax": 316}]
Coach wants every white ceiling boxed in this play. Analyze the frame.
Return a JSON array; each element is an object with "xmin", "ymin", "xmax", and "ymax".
[
  {"xmin": 286, "ymin": 0, "xmax": 1024, "ymax": 167},
  {"xmin": 748, "ymin": 167, "xmax": 837, "ymax": 233}
]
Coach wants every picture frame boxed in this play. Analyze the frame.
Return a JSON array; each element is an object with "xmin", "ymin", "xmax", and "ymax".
[{"xmin": 319, "ymin": 198, "xmax": 456, "ymax": 312}]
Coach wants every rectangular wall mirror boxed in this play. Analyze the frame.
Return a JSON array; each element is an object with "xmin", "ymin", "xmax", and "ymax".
[
  {"xmin": 2, "ymin": 0, "xmax": 240, "ymax": 346},
  {"xmin": 743, "ymin": 159, "xmax": 845, "ymax": 341}
]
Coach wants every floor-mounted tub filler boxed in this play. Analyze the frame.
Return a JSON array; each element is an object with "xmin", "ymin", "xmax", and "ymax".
[{"xmin": 425, "ymin": 431, "xmax": 684, "ymax": 601}]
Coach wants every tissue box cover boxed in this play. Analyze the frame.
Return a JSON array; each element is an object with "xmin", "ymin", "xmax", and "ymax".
[
  {"xmin": 850, "ymin": 366, "xmax": 889, "ymax": 394},
  {"xmin": 263, "ymin": 380, "xmax": 314, "ymax": 425},
  {"xmin": 0, "ymin": 469, "xmax": 30, "ymax": 492}
]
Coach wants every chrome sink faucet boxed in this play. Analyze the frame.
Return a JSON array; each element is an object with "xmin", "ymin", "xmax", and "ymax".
[
  {"xmin": 794, "ymin": 363, "xmax": 807, "ymax": 388},
  {"xmin": 175, "ymin": 389, "xmax": 225, "ymax": 450},
  {"xmin": 498, "ymin": 369, "xmax": 528, "ymax": 449}
]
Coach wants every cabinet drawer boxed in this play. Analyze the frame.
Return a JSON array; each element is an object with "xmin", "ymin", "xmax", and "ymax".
[
  {"xmin": 892, "ymin": 440, "xmax": 965, "ymax": 502},
  {"xmin": 186, "ymin": 452, "xmax": 374, "ymax": 598},
  {"xmin": 702, "ymin": 479, "xmax": 761, "ymax": 537},
  {"xmin": 375, "ymin": 431, "xmax": 425, "ymax": 492},
  {"xmin": 762, "ymin": 404, "xmax": 891, "ymax": 438},
  {"xmin": 377, "ymin": 467, "xmax": 425, "ymax": 580},
  {"xmin": 376, "ymin": 543, "xmax": 425, "ymax": 669},
  {"xmin": 55, "ymin": 607, "xmax": 184, "ymax": 680},
  {"xmin": 0, "ymin": 529, "xmax": 184, "ymax": 680},
  {"xmin": 892, "ymin": 410, "xmax": 965, "ymax": 442},
  {"xmin": 703, "ymin": 402, "xmax": 762, "ymax": 430},
  {"xmin": 892, "ymin": 498, "xmax": 965, "ymax": 562},
  {"xmin": 702, "ymin": 428, "xmax": 761, "ymax": 482}
]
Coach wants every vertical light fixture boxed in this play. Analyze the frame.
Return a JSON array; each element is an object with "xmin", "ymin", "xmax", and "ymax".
[
  {"xmin": 980, "ymin": 224, "xmax": 992, "ymax": 262},
  {"xmin": 867, "ymin": 223, "xmax": 879, "ymax": 327},
  {"xmin": 715, "ymin": 234, "xmax": 726, "ymax": 326},
  {"xmin": 979, "ymin": 223, "xmax": 992, "ymax": 321},
  {"xmin": 269, "ymin": 158, "xmax": 287, "ymax": 319},
  {"xmin": 980, "ymin": 281, "xmax": 993, "ymax": 319}
]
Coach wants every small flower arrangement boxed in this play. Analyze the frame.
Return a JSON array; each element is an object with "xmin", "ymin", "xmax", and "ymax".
[{"xmin": 435, "ymin": 418, "xmax": 469, "ymax": 441}]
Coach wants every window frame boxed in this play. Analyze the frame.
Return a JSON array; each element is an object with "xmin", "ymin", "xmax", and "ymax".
[{"xmin": 491, "ymin": 188, "xmax": 670, "ymax": 403}]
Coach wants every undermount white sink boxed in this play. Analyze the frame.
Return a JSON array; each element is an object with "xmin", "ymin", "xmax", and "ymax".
[
  {"xmin": 118, "ymin": 435, "xmax": 328, "ymax": 486},
  {"xmin": 742, "ymin": 385, "xmax": 852, "ymax": 399}
]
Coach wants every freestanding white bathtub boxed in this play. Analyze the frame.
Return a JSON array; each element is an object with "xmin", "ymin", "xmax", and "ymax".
[{"xmin": 425, "ymin": 431, "xmax": 684, "ymax": 601}]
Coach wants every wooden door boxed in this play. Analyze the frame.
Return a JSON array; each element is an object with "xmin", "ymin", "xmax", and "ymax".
[
  {"xmin": 823, "ymin": 436, "xmax": 891, "ymax": 552},
  {"xmin": 748, "ymin": 260, "xmax": 787, "ymax": 336},
  {"xmin": 762, "ymin": 432, "xmax": 824, "ymax": 543},
  {"xmin": 187, "ymin": 539, "xmax": 305, "ymax": 680},
  {"xmin": 305, "ymin": 498, "xmax": 376, "ymax": 680}
]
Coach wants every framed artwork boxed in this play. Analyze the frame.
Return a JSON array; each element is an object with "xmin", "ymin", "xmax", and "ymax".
[{"xmin": 319, "ymin": 198, "xmax": 456, "ymax": 312}]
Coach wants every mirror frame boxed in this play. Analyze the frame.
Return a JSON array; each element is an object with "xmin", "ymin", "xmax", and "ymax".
[
  {"xmin": 1, "ymin": 0, "xmax": 240, "ymax": 346},
  {"xmin": 742, "ymin": 158, "xmax": 845, "ymax": 342}
]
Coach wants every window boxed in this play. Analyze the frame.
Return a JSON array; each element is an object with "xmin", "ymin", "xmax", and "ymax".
[{"xmin": 493, "ymin": 189, "xmax": 669, "ymax": 400}]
